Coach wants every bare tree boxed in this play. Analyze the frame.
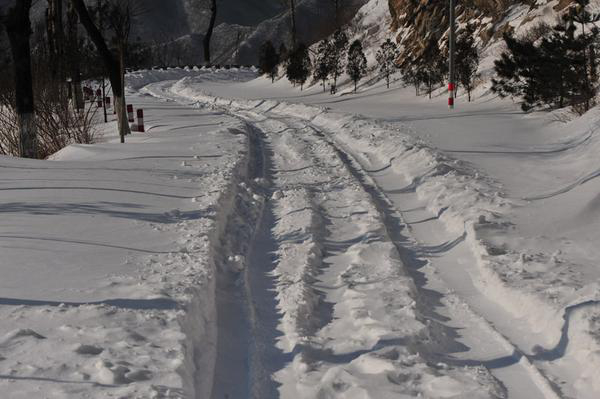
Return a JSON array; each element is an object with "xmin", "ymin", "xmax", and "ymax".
[
  {"xmin": 203, "ymin": 0, "xmax": 217, "ymax": 64},
  {"xmin": 3, "ymin": 0, "xmax": 37, "ymax": 158},
  {"xmin": 72, "ymin": 0, "xmax": 132, "ymax": 142}
]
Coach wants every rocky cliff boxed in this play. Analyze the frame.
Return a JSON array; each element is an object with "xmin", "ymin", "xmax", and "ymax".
[{"xmin": 387, "ymin": 0, "xmax": 581, "ymax": 60}]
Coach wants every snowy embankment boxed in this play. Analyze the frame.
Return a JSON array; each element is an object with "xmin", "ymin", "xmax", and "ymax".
[
  {"xmin": 126, "ymin": 66, "xmax": 259, "ymax": 91},
  {"xmin": 164, "ymin": 71, "xmax": 600, "ymax": 396},
  {"xmin": 0, "ymin": 88, "xmax": 257, "ymax": 398}
]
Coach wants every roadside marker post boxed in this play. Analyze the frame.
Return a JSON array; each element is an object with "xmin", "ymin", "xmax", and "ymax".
[
  {"xmin": 137, "ymin": 109, "xmax": 145, "ymax": 132},
  {"xmin": 127, "ymin": 104, "xmax": 134, "ymax": 123},
  {"xmin": 96, "ymin": 89, "xmax": 103, "ymax": 108}
]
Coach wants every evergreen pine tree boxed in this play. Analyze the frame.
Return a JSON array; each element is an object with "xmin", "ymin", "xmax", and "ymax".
[
  {"xmin": 400, "ymin": 57, "xmax": 420, "ymax": 95},
  {"xmin": 492, "ymin": 17, "xmax": 591, "ymax": 112},
  {"xmin": 455, "ymin": 23, "xmax": 480, "ymax": 102},
  {"xmin": 313, "ymin": 39, "xmax": 332, "ymax": 92},
  {"xmin": 491, "ymin": 33, "xmax": 536, "ymax": 107},
  {"xmin": 329, "ymin": 29, "xmax": 348, "ymax": 94},
  {"xmin": 347, "ymin": 39, "xmax": 367, "ymax": 92},
  {"xmin": 259, "ymin": 41, "xmax": 280, "ymax": 83},
  {"xmin": 286, "ymin": 43, "xmax": 312, "ymax": 90},
  {"xmin": 570, "ymin": 0, "xmax": 600, "ymax": 111},
  {"xmin": 418, "ymin": 40, "xmax": 447, "ymax": 99},
  {"xmin": 376, "ymin": 39, "xmax": 399, "ymax": 89}
]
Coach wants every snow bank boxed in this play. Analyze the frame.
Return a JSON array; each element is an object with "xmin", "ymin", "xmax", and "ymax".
[
  {"xmin": 0, "ymin": 87, "xmax": 254, "ymax": 398},
  {"xmin": 126, "ymin": 67, "xmax": 258, "ymax": 91}
]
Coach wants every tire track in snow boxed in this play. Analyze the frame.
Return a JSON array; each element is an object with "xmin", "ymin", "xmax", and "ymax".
[
  {"xmin": 296, "ymin": 120, "xmax": 562, "ymax": 399},
  {"xmin": 209, "ymin": 122, "xmax": 293, "ymax": 399},
  {"xmin": 132, "ymin": 79, "xmax": 290, "ymax": 399},
  {"xmin": 234, "ymin": 111, "xmax": 506, "ymax": 398},
  {"xmin": 149, "ymin": 79, "xmax": 557, "ymax": 398}
]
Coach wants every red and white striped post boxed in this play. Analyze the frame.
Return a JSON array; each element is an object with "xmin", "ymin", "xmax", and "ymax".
[
  {"xmin": 96, "ymin": 89, "xmax": 103, "ymax": 108},
  {"xmin": 137, "ymin": 109, "xmax": 145, "ymax": 132},
  {"xmin": 127, "ymin": 104, "xmax": 134, "ymax": 123}
]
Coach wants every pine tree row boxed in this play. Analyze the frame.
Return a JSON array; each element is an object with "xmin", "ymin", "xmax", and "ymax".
[
  {"xmin": 258, "ymin": 29, "xmax": 368, "ymax": 94},
  {"xmin": 259, "ymin": 25, "xmax": 480, "ymax": 101}
]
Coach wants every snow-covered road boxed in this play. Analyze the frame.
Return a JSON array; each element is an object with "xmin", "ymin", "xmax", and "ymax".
[
  {"xmin": 152, "ymin": 69, "xmax": 600, "ymax": 398},
  {"xmin": 2, "ymin": 68, "xmax": 600, "ymax": 398},
  {"xmin": 143, "ymin": 79, "xmax": 506, "ymax": 398}
]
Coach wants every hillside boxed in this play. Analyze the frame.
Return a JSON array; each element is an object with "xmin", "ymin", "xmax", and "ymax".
[{"xmin": 388, "ymin": 0, "xmax": 599, "ymax": 78}]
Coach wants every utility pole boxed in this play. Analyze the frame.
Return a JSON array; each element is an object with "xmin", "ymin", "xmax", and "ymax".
[{"xmin": 448, "ymin": 0, "xmax": 456, "ymax": 109}]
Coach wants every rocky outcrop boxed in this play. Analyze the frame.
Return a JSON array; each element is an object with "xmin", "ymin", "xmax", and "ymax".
[{"xmin": 387, "ymin": 0, "xmax": 577, "ymax": 58}]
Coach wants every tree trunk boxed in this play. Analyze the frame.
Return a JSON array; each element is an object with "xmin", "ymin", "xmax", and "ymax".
[
  {"xmin": 387, "ymin": 74, "xmax": 390, "ymax": 89},
  {"xmin": 203, "ymin": 0, "xmax": 217, "ymax": 64},
  {"xmin": 581, "ymin": 20, "xmax": 591, "ymax": 111},
  {"xmin": 354, "ymin": 80, "xmax": 357, "ymax": 92},
  {"xmin": 119, "ymin": 41, "xmax": 127, "ymax": 141},
  {"xmin": 5, "ymin": 0, "xmax": 37, "ymax": 158},
  {"xmin": 333, "ymin": 72, "xmax": 338, "ymax": 92},
  {"xmin": 102, "ymin": 78, "xmax": 108, "ymax": 123},
  {"xmin": 67, "ymin": 0, "xmax": 84, "ymax": 111},
  {"xmin": 71, "ymin": 0, "xmax": 130, "ymax": 139},
  {"xmin": 428, "ymin": 77, "xmax": 432, "ymax": 99},
  {"xmin": 46, "ymin": 0, "xmax": 64, "ymax": 82},
  {"xmin": 115, "ymin": 94, "xmax": 128, "ymax": 144}
]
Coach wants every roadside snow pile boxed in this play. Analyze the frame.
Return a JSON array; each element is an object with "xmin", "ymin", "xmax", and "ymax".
[
  {"xmin": 0, "ymin": 92, "xmax": 249, "ymax": 398},
  {"xmin": 126, "ymin": 66, "xmax": 258, "ymax": 91},
  {"xmin": 164, "ymin": 72, "xmax": 600, "ymax": 392}
]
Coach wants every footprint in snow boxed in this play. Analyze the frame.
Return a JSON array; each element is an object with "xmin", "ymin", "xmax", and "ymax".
[
  {"xmin": 0, "ymin": 329, "xmax": 46, "ymax": 346},
  {"xmin": 128, "ymin": 331, "xmax": 147, "ymax": 342},
  {"xmin": 94, "ymin": 360, "xmax": 152, "ymax": 385},
  {"xmin": 74, "ymin": 344, "xmax": 104, "ymax": 356}
]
